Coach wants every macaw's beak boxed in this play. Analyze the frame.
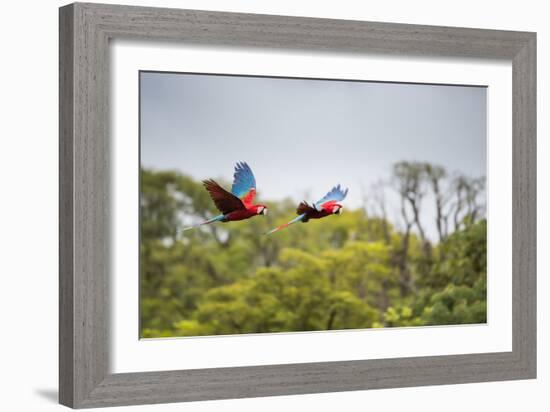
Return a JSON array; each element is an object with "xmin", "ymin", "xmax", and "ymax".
[{"xmin": 262, "ymin": 208, "xmax": 268, "ymax": 216}]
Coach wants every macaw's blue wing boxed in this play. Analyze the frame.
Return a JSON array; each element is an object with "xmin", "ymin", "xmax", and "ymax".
[
  {"xmin": 231, "ymin": 162, "xmax": 257, "ymax": 207},
  {"xmin": 314, "ymin": 184, "xmax": 349, "ymax": 210}
]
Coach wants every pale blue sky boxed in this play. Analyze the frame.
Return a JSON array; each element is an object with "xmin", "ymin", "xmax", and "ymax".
[{"xmin": 140, "ymin": 71, "xmax": 486, "ymax": 239}]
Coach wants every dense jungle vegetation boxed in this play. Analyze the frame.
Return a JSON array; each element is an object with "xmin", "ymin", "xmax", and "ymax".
[{"xmin": 140, "ymin": 161, "xmax": 486, "ymax": 337}]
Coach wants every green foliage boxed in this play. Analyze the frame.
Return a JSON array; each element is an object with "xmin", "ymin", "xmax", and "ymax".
[{"xmin": 140, "ymin": 167, "xmax": 487, "ymax": 338}]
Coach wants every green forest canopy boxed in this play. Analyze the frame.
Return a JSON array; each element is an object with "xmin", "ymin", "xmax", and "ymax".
[{"xmin": 140, "ymin": 161, "xmax": 486, "ymax": 338}]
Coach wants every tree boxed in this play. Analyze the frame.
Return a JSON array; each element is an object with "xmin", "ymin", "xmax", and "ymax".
[
  {"xmin": 424, "ymin": 163, "xmax": 452, "ymax": 243},
  {"xmin": 452, "ymin": 175, "xmax": 486, "ymax": 231},
  {"xmin": 139, "ymin": 165, "xmax": 487, "ymax": 338},
  {"xmin": 393, "ymin": 161, "xmax": 428, "ymax": 244}
]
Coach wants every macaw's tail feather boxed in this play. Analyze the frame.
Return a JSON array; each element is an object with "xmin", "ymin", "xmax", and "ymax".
[
  {"xmin": 265, "ymin": 214, "xmax": 306, "ymax": 235},
  {"xmin": 180, "ymin": 214, "xmax": 225, "ymax": 232}
]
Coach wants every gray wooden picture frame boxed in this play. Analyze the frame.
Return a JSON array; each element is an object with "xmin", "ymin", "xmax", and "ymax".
[{"xmin": 59, "ymin": 2, "xmax": 536, "ymax": 409}]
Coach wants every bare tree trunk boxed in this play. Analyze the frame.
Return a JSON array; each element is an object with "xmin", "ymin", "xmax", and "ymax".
[
  {"xmin": 431, "ymin": 178, "xmax": 446, "ymax": 243},
  {"xmin": 397, "ymin": 196, "xmax": 414, "ymax": 297},
  {"xmin": 454, "ymin": 188, "xmax": 463, "ymax": 231},
  {"xmin": 424, "ymin": 164, "xmax": 449, "ymax": 245},
  {"xmin": 406, "ymin": 194, "xmax": 426, "ymax": 243},
  {"xmin": 326, "ymin": 309, "xmax": 337, "ymax": 330}
]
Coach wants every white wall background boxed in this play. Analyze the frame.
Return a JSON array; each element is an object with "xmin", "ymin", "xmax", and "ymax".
[{"xmin": 0, "ymin": 0, "xmax": 546, "ymax": 411}]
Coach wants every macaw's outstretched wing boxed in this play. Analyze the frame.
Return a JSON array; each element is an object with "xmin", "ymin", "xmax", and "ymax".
[
  {"xmin": 231, "ymin": 162, "xmax": 257, "ymax": 208},
  {"xmin": 203, "ymin": 179, "xmax": 245, "ymax": 214},
  {"xmin": 314, "ymin": 184, "xmax": 349, "ymax": 210},
  {"xmin": 296, "ymin": 201, "xmax": 316, "ymax": 215},
  {"xmin": 265, "ymin": 214, "xmax": 306, "ymax": 235}
]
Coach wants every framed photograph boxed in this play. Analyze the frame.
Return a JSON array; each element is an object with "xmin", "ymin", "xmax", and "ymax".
[{"xmin": 59, "ymin": 2, "xmax": 536, "ymax": 408}]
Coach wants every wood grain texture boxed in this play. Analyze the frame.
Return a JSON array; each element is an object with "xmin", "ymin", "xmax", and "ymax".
[
  {"xmin": 512, "ymin": 35, "xmax": 537, "ymax": 374},
  {"xmin": 59, "ymin": 4, "xmax": 74, "ymax": 406},
  {"xmin": 60, "ymin": 3, "xmax": 110, "ymax": 407},
  {"xmin": 59, "ymin": 2, "xmax": 536, "ymax": 408}
]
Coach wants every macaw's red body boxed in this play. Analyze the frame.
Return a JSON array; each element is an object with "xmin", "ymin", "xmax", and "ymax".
[
  {"xmin": 297, "ymin": 200, "xmax": 341, "ymax": 222},
  {"xmin": 202, "ymin": 171, "xmax": 266, "ymax": 222},
  {"xmin": 181, "ymin": 162, "xmax": 267, "ymax": 232},
  {"xmin": 222, "ymin": 209, "xmax": 259, "ymax": 221},
  {"xmin": 266, "ymin": 185, "xmax": 348, "ymax": 235}
]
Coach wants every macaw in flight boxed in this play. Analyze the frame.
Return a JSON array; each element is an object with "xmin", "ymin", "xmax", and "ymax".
[
  {"xmin": 181, "ymin": 162, "xmax": 268, "ymax": 231},
  {"xmin": 266, "ymin": 184, "xmax": 348, "ymax": 235}
]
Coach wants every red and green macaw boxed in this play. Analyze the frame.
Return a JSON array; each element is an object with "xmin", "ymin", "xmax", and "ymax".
[
  {"xmin": 182, "ymin": 162, "xmax": 268, "ymax": 231},
  {"xmin": 266, "ymin": 184, "xmax": 348, "ymax": 235}
]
